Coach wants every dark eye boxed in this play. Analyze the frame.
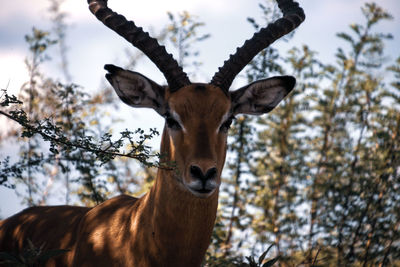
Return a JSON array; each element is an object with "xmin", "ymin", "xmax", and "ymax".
[
  {"xmin": 166, "ymin": 116, "xmax": 182, "ymax": 131},
  {"xmin": 219, "ymin": 117, "xmax": 234, "ymax": 133}
]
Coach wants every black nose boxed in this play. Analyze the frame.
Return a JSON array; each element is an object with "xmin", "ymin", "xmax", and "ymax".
[{"xmin": 190, "ymin": 165, "xmax": 217, "ymax": 182}]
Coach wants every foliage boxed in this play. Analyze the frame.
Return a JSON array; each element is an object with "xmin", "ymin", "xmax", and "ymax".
[
  {"xmin": 0, "ymin": 239, "xmax": 68, "ymax": 267},
  {"xmin": 206, "ymin": 1, "xmax": 400, "ymax": 266},
  {"xmin": 205, "ymin": 244, "xmax": 279, "ymax": 267},
  {"xmin": 0, "ymin": 20, "xmax": 164, "ymax": 205}
]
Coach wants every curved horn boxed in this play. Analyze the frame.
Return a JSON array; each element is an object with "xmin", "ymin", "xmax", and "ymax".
[
  {"xmin": 211, "ymin": 0, "xmax": 305, "ymax": 92},
  {"xmin": 88, "ymin": 0, "xmax": 191, "ymax": 92}
]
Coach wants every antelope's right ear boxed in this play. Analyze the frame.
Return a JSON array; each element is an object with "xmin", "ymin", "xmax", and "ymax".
[{"xmin": 105, "ymin": 64, "xmax": 166, "ymax": 115}]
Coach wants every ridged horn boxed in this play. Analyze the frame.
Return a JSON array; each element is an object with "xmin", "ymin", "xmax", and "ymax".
[
  {"xmin": 211, "ymin": 0, "xmax": 305, "ymax": 92},
  {"xmin": 87, "ymin": 0, "xmax": 191, "ymax": 92}
]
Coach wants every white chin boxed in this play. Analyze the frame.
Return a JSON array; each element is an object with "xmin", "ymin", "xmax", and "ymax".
[
  {"xmin": 185, "ymin": 180, "xmax": 218, "ymax": 198},
  {"xmin": 188, "ymin": 188, "xmax": 215, "ymax": 198},
  {"xmin": 187, "ymin": 187, "xmax": 216, "ymax": 198}
]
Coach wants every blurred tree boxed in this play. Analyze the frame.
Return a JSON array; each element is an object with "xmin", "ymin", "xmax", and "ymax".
[
  {"xmin": 166, "ymin": 10, "xmax": 210, "ymax": 79},
  {"xmin": 14, "ymin": 28, "xmax": 57, "ymax": 206},
  {"xmin": 307, "ymin": 3, "xmax": 398, "ymax": 266},
  {"xmin": 249, "ymin": 44, "xmax": 319, "ymax": 265}
]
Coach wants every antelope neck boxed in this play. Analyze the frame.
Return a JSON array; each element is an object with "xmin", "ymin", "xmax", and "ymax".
[{"xmin": 136, "ymin": 125, "xmax": 219, "ymax": 264}]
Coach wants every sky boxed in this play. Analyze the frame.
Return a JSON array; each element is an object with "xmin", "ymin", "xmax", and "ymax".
[{"xmin": 0, "ymin": 0, "xmax": 399, "ymax": 218}]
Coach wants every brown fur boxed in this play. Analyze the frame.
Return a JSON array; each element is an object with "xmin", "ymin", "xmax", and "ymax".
[{"xmin": 0, "ymin": 84, "xmax": 230, "ymax": 266}]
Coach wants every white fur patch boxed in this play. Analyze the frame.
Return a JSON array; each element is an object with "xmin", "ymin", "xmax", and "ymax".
[
  {"xmin": 170, "ymin": 110, "xmax": 187, "ymax": 133},
  {"xmin": 216, "ymin": 111, "xmax": 231, "ymax": 134}
]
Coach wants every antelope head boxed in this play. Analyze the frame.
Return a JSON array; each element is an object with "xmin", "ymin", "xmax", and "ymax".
[{"xmin": 88, "ymin": 0, "xmax": 305, "ymax": 199}]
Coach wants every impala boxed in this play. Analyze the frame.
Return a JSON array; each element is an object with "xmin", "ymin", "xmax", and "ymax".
[{"xmin": 0, "ymin": 0, "xmax": 304, "ymax": 266}]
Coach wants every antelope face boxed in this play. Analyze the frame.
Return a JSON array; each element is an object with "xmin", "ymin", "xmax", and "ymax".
[
  {"xmin": 165, "ymin": 84, "xmax": 231, "ymax": 197},
  {"xmin": 105, "ymin": 64, "xmax": 296, "ymax": 198}
]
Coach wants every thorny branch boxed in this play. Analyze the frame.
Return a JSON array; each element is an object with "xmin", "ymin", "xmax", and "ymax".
[{"xmin": 0, "ymin": 91, "xmax": 172, "ymax": 179}]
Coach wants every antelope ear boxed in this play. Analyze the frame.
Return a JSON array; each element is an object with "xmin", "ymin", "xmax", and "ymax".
[
  {"xmin": 230, "ymin": 76, "xmax": 295, "ymax": 115},
  {"xmin": 104, "ymin": 64, "xmax": 166, "ymax": 115}
]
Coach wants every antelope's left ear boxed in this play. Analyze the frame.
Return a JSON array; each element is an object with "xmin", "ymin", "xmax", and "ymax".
[{"xmin": 230, "ymin": 76, "xmax": 295, "ymax": 115}]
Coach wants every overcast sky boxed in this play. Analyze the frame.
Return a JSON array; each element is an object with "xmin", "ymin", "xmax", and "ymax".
[{"xmin": 0, "ymin": 0, "xmax": 399, "ymax": 217}]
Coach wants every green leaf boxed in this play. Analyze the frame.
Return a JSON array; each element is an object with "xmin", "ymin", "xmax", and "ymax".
[
  {"xmin": 38, "ymin": 249, "xmax": 70, "ymax": 264},
  {"xmin": 262, "ymin": 257, "xmax": 279, "ymax": 267},
  {"xmin": 0, "ymin": 251, "xmax": 22, "ymax": 264},
  {"xmin": 258, "ymin": 244, "xmax": 275, "ymax": 265}
]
